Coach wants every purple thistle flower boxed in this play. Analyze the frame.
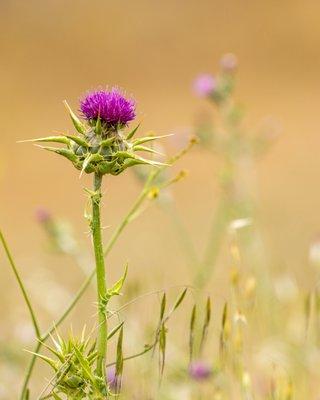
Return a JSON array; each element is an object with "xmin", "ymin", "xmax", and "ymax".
[
  {"xmin": 193, "ymin": 74, "xmax": 216, "ymax": 98},
  {"xmin": 80, "ymin": 88, "xmax": 136, "ymax": 127},
  {"xmin": 189, "ymin": 361, "xmax": 212, "ymax": 381}
]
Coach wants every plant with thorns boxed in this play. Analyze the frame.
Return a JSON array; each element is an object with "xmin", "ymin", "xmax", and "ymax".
[{"xmin": 0, "ymin": 87, "xmax": 193, "ymax": 399}]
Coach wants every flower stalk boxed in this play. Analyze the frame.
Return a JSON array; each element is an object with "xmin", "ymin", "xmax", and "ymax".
[{"xmin": 91, "ymin": 172, "xmax": 108, "ymax": 379}]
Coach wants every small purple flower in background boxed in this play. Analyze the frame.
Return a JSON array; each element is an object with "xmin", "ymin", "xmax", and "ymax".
[
  {"xmin": 35, "ymin": 207, "xmax": 51, "ymax": 224},
  {"xmin": 80, "ymin": 88, "xmax": 136, "ymax": 127},
  {"xmin": 193, "ymin": 74, "xmax": 216, "ymax": 98},
  {"xmin": 189, "ymin": 361, "xmax": 212, "ymax": 381},
  {"xmin": 107, "ymin": 366, "xmax": 117, "ymax": 390},
  {"xmin": 220, "ymin": 53, "xmax": 238, "ymax": 73}
]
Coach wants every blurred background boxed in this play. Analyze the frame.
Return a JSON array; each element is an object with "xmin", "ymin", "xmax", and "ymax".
[{"xmin": 1, "ymin": 0, "xmax": 320, "ymax": 398}]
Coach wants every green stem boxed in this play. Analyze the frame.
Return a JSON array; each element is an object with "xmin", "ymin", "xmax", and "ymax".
[
  {"xmin": 91, "ymin": 173, "xmax": 107, "ymax": 378},
  {"xmin": 0, "ymin": 231, "xmax": 42, "ymax": 400},
  {"xmin": 0, "ymin": 230, "xmax": 41, "ymax": 339},
  {"xmin": 20, "ymin": 341, "xmax": 41, "ymax": 399}
]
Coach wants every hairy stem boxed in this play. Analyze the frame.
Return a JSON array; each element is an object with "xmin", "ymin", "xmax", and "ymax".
[{"xmin": 91, "ymin": 173, "xmax": 107, "ymax": 378}]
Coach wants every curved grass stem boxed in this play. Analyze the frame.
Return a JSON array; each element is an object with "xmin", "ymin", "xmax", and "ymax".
[{"xmin": 0, "ymin": 230, "xmax": 41, "ymax": 339}]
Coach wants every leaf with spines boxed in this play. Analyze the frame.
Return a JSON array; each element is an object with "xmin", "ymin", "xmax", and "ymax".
[
  {"xmin": 19, "ymin": 136, "xmax": 71, "ymax": 145},
  {"xmin": 39, "ymin": 340, "xmax": 64, "ymax": 363},
  {"xmin": 133, "ymin": 133, "xmax": 173, "ymax": 146},
  {"xmin": 25, "ymin": 350, "xmax": 57, "ymax": 371},
  {"xmin": 133, "ymin": 145, "xmax": 165, "ymax": 156},
  {"xmin": 80, "ymin": 153, "xmax": 104, "ymax": 176},
  {"xmin": 106, "ymin": 263, "xmax": 128, "ymax": 300},
  {"xmin": 98, "ymin": 159, "xmax": 117, "ymax": 175},
  {"xmin": 63, "ymin": 100, "xmax": 86, "ymax": 135},
  {"xmin": 114, "ymin": 150, "xmax": 138, "ymax": 160},
  {"xmin": 65, "ymin": 135, "xmax": 89, "ymax": 147},
  {"xmin": 121, "ymin": 154, "xmax": 169, "ymax": 169},
  {"xmin": 94, "ymin": 115, "xmax": 102, "ymax": 135},
  {"xmin": 73, "ymin": 346, "xmax": 96, "ymax": 383},
  {"xmin": 37, "ymin": 146, "xmax": 79, "ymax": 163},
  {"xmin": 126, "ymin": 123, "xmax": 141, "ymax": 140},
  {"xmin": 100, "ymin": 137, "xmax": 116, "ymax": 147}
]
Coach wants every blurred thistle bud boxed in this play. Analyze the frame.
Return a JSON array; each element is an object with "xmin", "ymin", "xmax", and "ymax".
[
  {"xmin": 35, "ymin": 207, "xmax": 51, "ymax": 224},
  {"xmin": 220, "ymin": 53, "xmax": 238, "ymax": 74},
  {"xmin": 23, "ymin": 88, "xmax": 168, "ymax": 176},
  {"xmin": 194, "ymin": 56, "xmax": 238, "ymax": 105},
  {"xmin": 106, "ymin": 366, "xmax": 117, "ymax": 391},
  {"xmin": 188, "ymin": 360, "xmax": 212, "ymax": 381},
  {"xmin": 193, "ymin": 74, "xmax": 217, "ymax": 98}
]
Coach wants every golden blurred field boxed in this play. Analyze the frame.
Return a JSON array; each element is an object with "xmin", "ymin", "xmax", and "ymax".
[{"xmin": 2, "ymin": 1, "xmax": 320, "ymax": 399}]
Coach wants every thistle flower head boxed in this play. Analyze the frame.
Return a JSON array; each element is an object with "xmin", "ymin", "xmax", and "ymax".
[
  {"xmin": 189, "ymin": 361, "xmax": 212, "ymax": 381},
  {"xmin": 193, "ymin": 74, "xmax": 216, "ymax": 98},
  {"xmin": 26, "ymin": 87, "xmax": 168, "ymax": 176},
  {"xmin": 80, "ymin": 88, "xmax": 136, "ymax": 128}
]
